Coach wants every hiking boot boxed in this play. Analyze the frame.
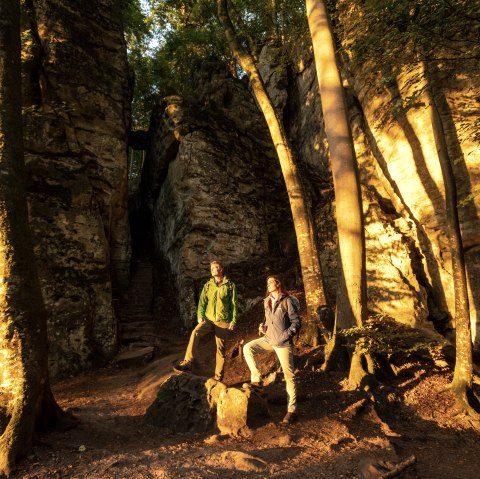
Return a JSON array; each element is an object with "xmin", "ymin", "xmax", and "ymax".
[
  {"xmin": 173, "ymin": 360, "xmax": 192, "ymax": 373},
  {"xmin": 282, "ymin": 412, "xmax": 298, "ymax": 424}
]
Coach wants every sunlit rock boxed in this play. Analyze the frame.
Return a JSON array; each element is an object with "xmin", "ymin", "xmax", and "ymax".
[
  {"xmin": 145, "ymin": 375, "xmax": 268, "ymax": 435},
  {"xmin": 259, "ymin": 29, "xmax": 480, "ymax": 343},
  {"xmin": 216, "ymin": 385, "xmax": 270, "ymax": 436}
]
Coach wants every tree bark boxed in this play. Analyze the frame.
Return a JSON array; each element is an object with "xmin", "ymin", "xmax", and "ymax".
[
  {"xmin": 305, "ymin": 0, "xmax": 367, "ymax": 329},
  {"xmin": 425, "ymin": 62, "xmax": 479, "ymax": 416},
  {"xmin": 217, "ymin": 0, "xmax": 329, "ymax": 345},
  {"xmin": 0, "ymin": 2, "xmax": 60, "ymax": 475}
]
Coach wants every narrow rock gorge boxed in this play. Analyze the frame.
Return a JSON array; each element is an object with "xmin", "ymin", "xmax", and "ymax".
[{"xmin": 137, "ymin": 61, "xmax": 298, "ymax": 328}]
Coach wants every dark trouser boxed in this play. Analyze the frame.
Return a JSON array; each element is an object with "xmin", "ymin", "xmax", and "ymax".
[{"xmin": 184, "ymin": 319, "xmax": 230, "ymax": 381}]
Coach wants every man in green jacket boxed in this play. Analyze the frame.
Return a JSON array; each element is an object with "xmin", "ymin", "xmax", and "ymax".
[{"xmin": 174, "ymin": 260, "xmax": 237, "ymax": 381}]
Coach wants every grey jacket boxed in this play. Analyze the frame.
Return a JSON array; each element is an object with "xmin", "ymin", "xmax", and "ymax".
[{"xmin": 263, "ymin": 294, "xmax": 301, "ymax": 347}]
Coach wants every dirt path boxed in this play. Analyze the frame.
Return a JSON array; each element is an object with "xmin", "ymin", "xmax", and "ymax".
[
  {"xmin": 10, "ymin": 297, "xmax": 480, "ymax": 478},
  {"xmin": 11, "ymin": 335, "xmax": 480, "ymax": 479}
]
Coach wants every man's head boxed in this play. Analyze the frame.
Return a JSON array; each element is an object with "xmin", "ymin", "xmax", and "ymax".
[{"xmin": 210, "ymin": 260, "xmax": 224, "ymax": 278}]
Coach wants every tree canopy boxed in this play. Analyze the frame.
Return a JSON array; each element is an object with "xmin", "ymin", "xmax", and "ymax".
[{"xmin": 122, "ymin": 0, "xmax": 311, "ymax": 128}]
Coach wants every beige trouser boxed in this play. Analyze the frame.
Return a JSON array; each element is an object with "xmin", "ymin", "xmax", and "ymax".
[
  {"xmin": 243, "ymin": 338, "xmax": 297, "ymax": 413},
  {"xmin": 184, "ymin": 319, "xmax": 230, "ymax": 381}
]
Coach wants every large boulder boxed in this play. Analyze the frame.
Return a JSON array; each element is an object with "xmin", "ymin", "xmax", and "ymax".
[
  {"xmin": 145, "ymin": 375, "xmax": 269, "ymax": 435},
  {"xmin": 144, "ymin": 375, "xmax": 221, "ymax": 433}
]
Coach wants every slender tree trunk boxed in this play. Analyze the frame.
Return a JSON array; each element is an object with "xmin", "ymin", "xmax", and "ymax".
[
  {"xmin": 305, "ymin": 0, "xmax": 367, "ymax": 329},
  {"xmin": 425, "ymin": 63, "xmax": 478, "ymax": 415},
  {"xmin": 271, "ymin": 0, "xmax": 279, "ymax": 38},
  {"xmin": 0, "ymin": 2, "xmax": 61, "ymax": 475},
  {"xmin": 217, "ymin": 0, "xmax": 329, "ymax": 345}
]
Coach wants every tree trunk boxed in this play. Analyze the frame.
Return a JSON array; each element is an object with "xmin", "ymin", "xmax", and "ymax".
[
  {"xmin": 217, "ymin": 0, "xmax": 329, "ymax": 345},
  {"xmin": 305, "ymin": 0, "xmax": 367, "ymax": 329},
  {"xmin": 425, "ymin": 63, "xmax": 479, "ymax": 416},
  {"xmin": 0, "ymin": 2, "xmax": 61, "ymax": 475}
]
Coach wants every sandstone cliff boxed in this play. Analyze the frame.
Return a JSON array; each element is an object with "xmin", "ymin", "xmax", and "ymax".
[
  {"xmin": 17, "ymin": 1, "xmax": 480, "ymax": 377},
  {"xmin": 140, "ymin": 61, "xmax": 298, "ymax": 327},
  {"xmin": 21, "ymin": 0, "xmax": 131, "ymax": 377},
  {"xmin": 141, "ymin": 40, "xmax": 480, "ymax": 346},
  {"xmin": 256, "ymin": 15, "xmax": 480, "ymax": 343}
]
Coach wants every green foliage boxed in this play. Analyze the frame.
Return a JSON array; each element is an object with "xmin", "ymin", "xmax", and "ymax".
[
  {"xmin": 119, "ymin": 0, "xmax": 156, "ymax": 128},
  {"xmin": 340, "ymin": 314, "xmax": 442, "ymax": 357},
  {"xmin": 121, "ymin": 0, "xmax": 311, "ymax": 128},
  {"xmin": 149, "ymin": 13, "xmax": 231, "ymax": 98},
  {"xmin": 120, "ymin": 0, "xmax": 152, "ymax": 48},
  {"xmin": 149, "ymin": 0, "xmax": 217, "ymax": 32},
  {"xmin": 228, "ymin": 0, "xmax": 309, "ymax": 60},
  {"xmin": 122, "ymin": 0, "xmax": 231, "ymax": 128},
  {"xmin": 335, "ymin": 0, "xmax": 480, "ymax": 70}
]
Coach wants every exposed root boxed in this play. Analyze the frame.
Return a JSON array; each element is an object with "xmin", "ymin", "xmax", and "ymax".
[
  {"xmin": 323, "ymin": 340, "xmax": 350, "ymax": 372},
  {"xmin": 348, "ymin": 343, "xmax": 377, "ymax": 391},
  {"xmin": 302, "ymin": 346, "xmax": 324, "ymax": 370},
  {"xmin": 451, "ymin": 390, "xmax": 480, "ymax": 421},
  {"xmin": 378, "ymin": 454, "xmax": 416, "ymax": 479}
]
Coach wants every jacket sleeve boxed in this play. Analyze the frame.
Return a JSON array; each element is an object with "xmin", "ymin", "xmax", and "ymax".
[
  {"xmin": 230, "ymin": 282, "xmax": 238, "ymax": 324},
  {"xmin": 286, "ymin": 297, "xmax": 301, "ymax": 338},
  {"xmin": 197, "ymin": 283, "xmax": 208, "ymax": 320}
]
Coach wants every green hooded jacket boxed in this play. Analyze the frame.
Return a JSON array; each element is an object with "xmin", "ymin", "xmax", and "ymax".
[{"xmin": 197, "ymin": 276, "xmax": 237, "ymax": 324}]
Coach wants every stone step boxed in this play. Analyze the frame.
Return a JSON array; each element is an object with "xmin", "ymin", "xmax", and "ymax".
[
  {"xmin": 120, "ymin": 330, "xmax": 160, "ymax": 341},
  {"xmin": 128, "ymin": 286, "xmax": 152, "ymax": 292},
  {"xmin": 120, "ymin": 322, "xmax": 156, "ymax": 333},
  {"xmin": 121, "ymin": 305, "xmax": 152, "ymax": 311},
  {"xmin": 124, "ymin": 341, "xmax": 156, "ymax": 350},
  {"xmin": 114, "ymin": 346, "xmax": 155, "ymax": 368},
  {"xmin": 119, "ymin": 311, "xmax": 152, "ymax": 323}
]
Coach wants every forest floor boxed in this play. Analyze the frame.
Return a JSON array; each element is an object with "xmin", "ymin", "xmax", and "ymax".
[{"xmin": 12, "ymin": 299, "xmax": 480, "ymax": 479}]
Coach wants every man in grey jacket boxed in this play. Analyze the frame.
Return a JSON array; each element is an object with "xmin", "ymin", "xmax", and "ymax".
[{"xmin": 243, "ymin": 275, "xmax": 300, "ymax": 424}]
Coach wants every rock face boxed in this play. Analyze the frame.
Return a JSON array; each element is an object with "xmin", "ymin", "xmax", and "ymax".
[
  {"xmin": 258, "ymin": 44, "xmax": 432, "ymax": 325},
  {"xmin": 143, "ymin": 48, "xmax": 480, "ymax": 342},
  {"xmin": 270, "ymin": 10, "xmax": 480, "ymax": 341},
  {"xmin": 141, "ymin": 62, "xmax": 298, "ymax": 327},
  {"xmin": 334, "ymin": 2, "xmax": 480, "ymax": 342},
  {"xmin": 21, "ymin": 0, "xmax": 130, "ymax": 377}
]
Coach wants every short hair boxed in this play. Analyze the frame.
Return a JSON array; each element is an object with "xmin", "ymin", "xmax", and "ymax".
[{"xmin": 210, "ymin": 260, "xmax": 224, "ymax": 270}]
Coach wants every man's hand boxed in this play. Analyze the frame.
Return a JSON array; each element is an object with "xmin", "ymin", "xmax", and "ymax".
[
  {"xmin": 198, "ymin": 317, "xmax": 205, "ymax": 324},
  {"xmin": 228, "ymin": 323, "xmax": 235, "ymax": 331},
  {"xmin": 258, "ymin": 323, "xmax": 266, "ymax": 336}
]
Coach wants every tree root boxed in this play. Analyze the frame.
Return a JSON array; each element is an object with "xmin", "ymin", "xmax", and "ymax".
[
  {"xmin": 348, "ymin": 343, "xmax": 377, "ymax": 391},
  {"xmin": 303, "ymin": 346, "xmax": 324, "ymax": 370},
  {"xmin": 378, "ymin": 454, "xmax": 416, "ymax": 479},
  {"xmin": 450, "ymin": 386, "xmax": 480, "ymax": 422}
]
